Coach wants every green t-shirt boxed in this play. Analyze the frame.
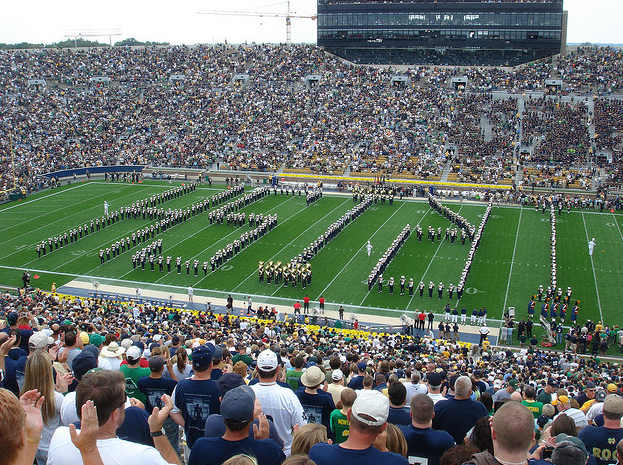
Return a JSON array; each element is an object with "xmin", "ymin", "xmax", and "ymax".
[
  {"xmin": 120, "ymin": 365, "xmax": 150, "ymax": 404},
  {"xmin": 232, "ymin": 354, "xmax": 254, "ymax": 366},
  {"xmin": 521, "ymin": 399, "xmax": 544, "ymax": 418},
  {"xmin": 330, "ymin": 409, "xmax": 350, "ymax": 444},
  {"xmin": 537, "ymin": 390, "xmax": 552, "ymax": 405},
  {"xmin": 286, "ymin": 370, "xmax": 304, "ymax": 391}
]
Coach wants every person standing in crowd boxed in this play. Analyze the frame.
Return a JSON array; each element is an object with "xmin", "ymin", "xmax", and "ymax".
[
  {"xmin": 578, "ymin": 395, "xmax": 623, "ymax": 465},
  {"xmin": 188, "ymin": 385, "xmax": 285, "ymax": 465},
  {"xmin": 47, "ymin": 370, "xmax": 180, "ymax": 465},
  {"xmin": 432, "ymin": 375, "xmax": 488, "ymax": 444},
  {"xmin": 309, "ymin": 390, "xmax": 408, "ymax": 465},
  {"xmin": 251, "ymin": 349, "xmax": 306, "ymax": 456},
  {"xmin": 170, "ymin": 345, "xmax": 221, "ymax": 449},
  {"xmin": 400, "ymin": 394, "xmax": 455, "ymax": 465}
]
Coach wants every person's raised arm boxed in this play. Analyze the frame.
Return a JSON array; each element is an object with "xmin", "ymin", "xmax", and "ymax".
[
  {"xmin": 69, "ymin": 400, "xmax": 105, "ymax": 465},
  {"xmin": 19, "ymin": 389, "xmax": 44, "ymax": 465},
  {"xmin": 148, "ymin": 395, "xmax": 182, "ymax": 465}
]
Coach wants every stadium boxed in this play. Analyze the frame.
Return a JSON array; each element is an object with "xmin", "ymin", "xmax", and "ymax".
[{"xmin": 1, "ymin": 0, "xmax": 623, "ymax": 464}]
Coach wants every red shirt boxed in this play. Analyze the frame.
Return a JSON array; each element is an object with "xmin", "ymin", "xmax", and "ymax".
[
  {"xmin": 319, "ymin": 297, "xmax": 325, "ymax": 305},
  {"xmin": 294, "ymin": 302, "xmax": 302, "ymax": 311},
  {"xmin": 304, "ymin": 296, "xmax": 310, "ymax": 304}
]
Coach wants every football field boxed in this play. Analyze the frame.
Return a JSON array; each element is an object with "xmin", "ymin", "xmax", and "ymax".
[{"xmin": 0, "ymin": 180, "xmax": 621, "ymax": 328}]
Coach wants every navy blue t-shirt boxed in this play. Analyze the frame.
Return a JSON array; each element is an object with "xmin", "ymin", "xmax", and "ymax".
[
  {"xmin": 137, "ymin": 376, "xmax": 178, "ymax": 413},
  {"xmin": 295, "ymin": 387, "xmax": 336, "ymax": 437},
  {"xmin": 309, "ymin": 442, "xmax": 408, "ymax": 465},
  {"xmin": 388, "ymin": 407, "xmax": 412, "ymax": 426},
  {"xmin": 399, "ymin": 425, "xmax": 456, "ymax": 465},
  {"xmin": 74, "ymin": 406, "xmax": 153, "ymax": 447},
  {"xmin": 189, "ymin": 436, "xmax": 285, "ymax": 465},
  {"xmin": 174, "ymin": 377, "xmax": 221, "ymax": 448},
  {"xmin": 432, "ymin": 397, "xmax": 489, "ymax": 444},
  {"xmin": 348, "ymin": 375, "xmax": 365, "ymax": 391},
  {"xmin": 204, "ymin": 414, "xmax": 284, "ymax": 449},
  {"xmin": 578, "ymin": 425, "xmax": 623, "ymax": 465},
  {"xmin": 1, "ymin": 356, "xmax": 19, "ymax": 395}
]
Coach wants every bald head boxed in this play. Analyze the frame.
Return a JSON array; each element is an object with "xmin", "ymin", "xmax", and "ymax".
[
  {"xmin": 455, "ymin": 376, "xmax": 473, "ymax": 399},
  {"xmin": 492, "ymin": 402, "xmax": 535, "ymax": 454}
]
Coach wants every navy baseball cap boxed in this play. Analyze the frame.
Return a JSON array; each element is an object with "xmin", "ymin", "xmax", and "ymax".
[
  {"xmin": 427, "ymin": 372, "xmax": 442, "ymax": 387},
  {"xmin": 7, "ymin": 312, "xmax": 18, "ymax": 326},
  {"xmin": 192, "ymin": 344, "xmax": 214, "ymax": 370},
  {"xmin": 72, "ymin": 351, "xmax": 98, "ymax": 381},
  {"xmin": 217, "ymin": 373, "xmax": 246, "ymax": 396},
  {"xmin": 357, "ymin": 361, "xmax": 367, "ymax": 371},
  {"xmin": 220, "ymin": 386, "xmax": 255, "ymax": 427}
]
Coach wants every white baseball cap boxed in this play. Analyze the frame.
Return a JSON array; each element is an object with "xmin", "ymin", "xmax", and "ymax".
[{"xmin": 351, "ymin": 390, "xmax": 389, "ymax": 426}]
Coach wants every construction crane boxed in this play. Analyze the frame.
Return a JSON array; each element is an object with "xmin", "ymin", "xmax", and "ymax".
[
  {"xmin": 197, "ymin": 1, "xmax": 316, "ymax": 46},
  {"xmin": 63, "ymin": 28, "xmax": 122, "ymax": 48}
]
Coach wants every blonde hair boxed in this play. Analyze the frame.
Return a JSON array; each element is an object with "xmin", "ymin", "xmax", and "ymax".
[
  {"xmin": 385, "ymin": 423, "xmax": 408, "ymax": 457},
  {"xmin": 21, "ymin": 349, "xmax": 55, "ymax": 423},
  {"xmin": 233, "ymin": 361, "xmax": 248, "ymax": 377},
  {"xmin": 222, "ymin": 454, "xmax": 258, "ymax": 465},
  {"xmin": 291, "ymin": 423, "xmax": 328, "ymax": 455}
]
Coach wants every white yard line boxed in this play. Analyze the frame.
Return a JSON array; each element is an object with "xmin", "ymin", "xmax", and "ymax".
[
  {"xmin": 582, "ymin": 212, "xmax": 604, "ymax": 322},
  {"xmin": 323, "ymin": 202, "xmax": 407, "ymax": 300},
  {"xmin": 502, "ymin": 207, "xmax": 523, "ymax": 312},
  {"xmin": 613, "ymin": 214, "xmax": 623, "ymax": 242}
]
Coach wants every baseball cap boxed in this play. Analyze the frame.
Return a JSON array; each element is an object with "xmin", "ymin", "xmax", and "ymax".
[
  {"xmin": 351, "ymin": 390, "xmax": 389, "ymax": 426},
  {"xmin": 508, "ymin": 378, "xmax": 519, "ymax": 388},
  {"xmin": 586, "ymin": 381, "xmax": 596, "ymax": 389},
  {"xmin": 126, "ymin": 346, "xmax": 142, "ymax": 362},
  {"xmin": 72, "ymin": 351, "xmax": 98, "ymax": 381},
  {"xmin": 493, "ymin": 379, "xmax": 503, "ymax": 389},
  {"xmin": 148, "ymin": 355, "xmax": 165, "ymax": 372},
  {"xmin": 213, "ymin": 345, "xmax": 224, "ymax": 360},
  {"xmin": 603, "ymin": 395, "xmax": 623, "ymax": 416},
  {"xmin": 555, "ymin": 433, "xmax": 588, "ymax": 459},
  {"xmin": 7, "ymin": 312, "xmax": 18, "ymax": 326},
  {"xmin": 357, "ymin": 361, "xmax": 367, "ymax": 372},
  {"xmin": 79, "ymin": 332, "xmax": 90, "ymax": 345},
  {"xmin": 220, "ymin": 386, "xmax": 255, "ymax": 427},
  {"xmin": 607, "ymin": 383, "xmax": 618, "ymax": 393},
  {"xmin": 192, "ymin": 344, "xmax": 214, "ymax": 370},
  {"xmin": 548, "ymin": 379, "xmax": 558, "ymax": 387},
  {"xmin": 552, "ymin": 395, "xmax": 570, "ymax": 406},
  {"xmin": 595, "ymin": 391, "xmax": 606, "ymax": 402},
  {"xmin": 217, "ymin": 373, "xmax": 246, "ymax": 396},
  {"xmin": 29, "ymin": 331, "xmax": 53, "ymax": 349},
  {"xmin": 427, "ymin": 372, "xmax": 442, "ymax": 388},
  {"xmin": 301, "ymin": 366, "xmax": 325, "ymax": 388},
  {"xmin": 257, "ymin": 350, "xmax": 278, "ymax": 371},
  {"xmin": 332, "ymin": 369, "xmax": 344, "ymax": 381},
  {"xmin": 89, "ymin": 333, "xmax": 105, "ymax": 347}
]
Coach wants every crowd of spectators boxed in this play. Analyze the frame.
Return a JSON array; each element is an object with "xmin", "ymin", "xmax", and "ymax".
[
  {"xmin": 1, "ymin": 44, "xmax": 623, "ymax": 201},
  {"xmin": 2, "ymin": 288, "xmax": 623, "ymax": 465}
]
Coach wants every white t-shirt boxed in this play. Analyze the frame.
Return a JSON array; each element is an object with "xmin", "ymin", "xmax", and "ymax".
[
  {"xmin": 47, "ymin": 427, "xmax": 174, "ymax": 465},
  {"xmin": 251, "ymin": 381, "xmax": 306, "ymax": 456},
  {"xmin": 427, "ymin": 392, "xmax": 448, "ymax": 404},
  {"xmin": 40, "ymin": 391, "xmax": 65, "ymax": 452},
  {"xmin": 405, "ymin": 382, "xmax": 428, "ymax": 403}
]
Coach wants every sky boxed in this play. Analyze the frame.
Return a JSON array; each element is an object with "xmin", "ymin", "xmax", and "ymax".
[{"xmin": 0, "ymin": 0, "xmax": 620, "ymax": 46}]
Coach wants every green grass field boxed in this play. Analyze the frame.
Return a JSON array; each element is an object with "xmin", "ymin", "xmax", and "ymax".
[{"xmin": 1, "ymin": 180, "xmax": 621, "ymax": 328}]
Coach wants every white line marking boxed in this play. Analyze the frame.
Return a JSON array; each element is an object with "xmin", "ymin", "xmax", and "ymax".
[
  {"xmin": 582, "ymin": 212, "xmax": 603, "ymax": 322},
  {"xmin": 502, "ymin": 207, "xmax": 522, "ymax": 312}
]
